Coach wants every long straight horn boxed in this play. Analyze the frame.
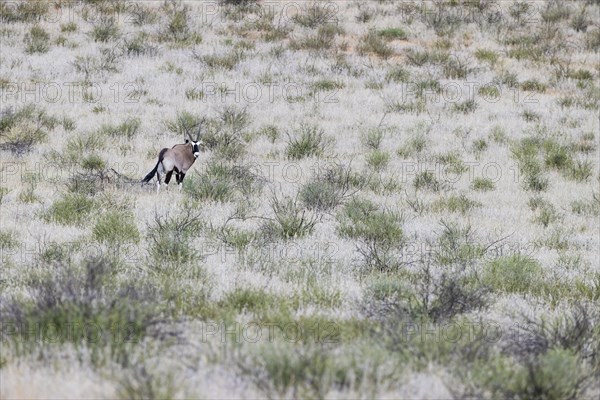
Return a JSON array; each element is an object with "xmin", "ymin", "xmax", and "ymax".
[
  {"xmin": 183, "ymin": 125, "xmax": 194, "ymax": 142},
  {"xmin": 196, "ymin": 118, "xmax": 204, "ymax": 141}
]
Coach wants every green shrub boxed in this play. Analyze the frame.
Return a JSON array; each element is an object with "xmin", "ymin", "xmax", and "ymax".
[
  {"xmin": 413, "ymin": 171, "xmax": 440, "ymax": 192},
  {"xmin": 0, "ymin": 230, "xmax": 19, "ymax": 251},
  {"xmin": 300, "ymin": 181, "xmax": 344, "ymax": 212},
  {"xmin": 292, "ymin": 2, "xmax": 333, "ymax": 28},
  {"xmin": 24, "ymin": 25, "xmax": 49, "ymax": 54},
  {"xmin": 261, "ymin": 195, "xmax": 319, "ymax": 240},
  {"xmin": 44, "ymin": 193, "xmax": 96, "ymax": 226},
  {"xmin": 482, "ymin": 255, "xmax": 543, "ymax": 295},
  {"xmin": 117, "ymin": 366, "xmax": 178, "ymax": 400},
  {"xmin": 471, "ymin": 177, "xmax": 495, "ymax": 191},
  {"xmin": 0, "ymin": 105, "xmax": 56, "ymax": 154},
  {"xmin": 164, "ymin": 111, "xmax": 203, "ymax": 138},
  {"xmin": 122, "ymin": 32, "xmax": 157, "ymax": 57},
  {"xmin": 358, "ymin": 30, "xmax": 394, "ymax": 59},
  {"xmin": 337, "ymin": 197, "xmax": 403, "ymax": 271},
  {"xmin": 184, "ymin": 163, "xmax": 260, "ymax": 203},
  {"xmin": 1, "ymin": 259, "xmax": 158, "ymax": 368},
  {"xmin": 289, "ymin": 28, "xmax": 336, "ymax": 52},
  {"xmin": 184, "ymin": 164, "xmax": 235, "ymax": 203},
  {"xmin": 98, "ymin": 117, "xmax": 141, "ymax": 139},
  {"xmin": 361, "ymin": 128, "xmax": 385, "ymax": 150},
  {"xmin": 431, "ymin": 194, "xmax": 480, "ymax": 215},
  {"xmin": 366, "ymin": 150, "xmax": 390, "ymax": 171},
  {"xmin": 567, "ymin": 159, "xmax": 593, "ymax": 182},
  {"xmin": 91, "ymin": 16, "xmax": 120, "ymax": 42},
  {"xmin": 475, "ymin": 350, "xmax": 588, "ymax": 400},
  {"xmin": 377, "ymin": 27, "xmax": 407, "ymax": 40},
  {"xmin": 0, "ymin": 186, "xmax": 9, "ymax": 205},
  {"xmin": 478, "ymin": 85, "xmax": 500, "ymax": 100},
  {"xmin": 521, "ymin": 79, "xmax": 547, "ymax": 93},
  {"xmin": 386, "ymin": 66, "xmax": 410, "ymax": 83},
  {"xmin": 397, "ymin": 134, "xmax": 427, "ymax": 158},
  {"xmin": 452, "ymin": 99, "xmax": 477, "ymax": 114},
  {"xmin": 81, "ymin": 154, "xmax": 106, "ymax": 171},
  {"xmin": 474, "ymin": 49, "xmax": 498, "ymax": 64},
  {"xmin": 0, "ymin": 0, "xmax": 49, "ymax": 22},
  {"xmin": 310, "ymin": 79, "xmax": 344, "ymax": 94},
  {"xmin": 286, "ymin": 124, "xmax": 331, "ymax": 160},
  {"xmin": 147, "ymin": 209, "xmax": 203, "ymax": 269},
  {"xmin": 159, "ymin": 0, "xmax": 202, "ymax": 45},
  {"xmin": 93, "ymin": 211, "xmax": 140, "ymax": 246}
]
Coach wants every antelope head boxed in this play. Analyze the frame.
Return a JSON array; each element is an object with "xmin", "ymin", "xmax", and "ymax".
[{"xmin": 185, "ymin": 119, "xmax": 205, "ymax": 159}]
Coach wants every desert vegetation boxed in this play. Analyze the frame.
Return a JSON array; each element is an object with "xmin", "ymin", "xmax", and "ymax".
[{"xmin": 1, "ymin": 0, "xmax": 599, "ymax": 398}]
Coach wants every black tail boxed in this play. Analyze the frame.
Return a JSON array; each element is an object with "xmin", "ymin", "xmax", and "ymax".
[
  {"xmin": 142, "ymin": 148, "xmax": 168, "ymax": 184},
  {"xmin": 142, "ymin": 161, "xmax": 159, "ymax": 183}
]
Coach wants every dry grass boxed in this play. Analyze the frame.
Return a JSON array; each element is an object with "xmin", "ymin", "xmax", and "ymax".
[{"xmin": 1, "ymin": 1, "xmax": 599, "ymax": 398}]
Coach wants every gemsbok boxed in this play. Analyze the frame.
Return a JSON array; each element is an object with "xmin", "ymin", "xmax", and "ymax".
[{"xmin": 142, "ymin": 123, "xmax": 204, "ymax": 193}]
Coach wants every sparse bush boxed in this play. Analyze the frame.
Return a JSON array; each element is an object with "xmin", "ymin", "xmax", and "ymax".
[
  {"xmin": 310, "ymin": 79, "xmax": 344, "ymax": 95},
  {"xmin": 184, "ymin": 164, "xmax": 234, "ymax": 203},
  {"xmin": 123, "ymin": 32, "xmax": 158, "ymax": 57},
  {"xmin": 299, "ymin": 163, "xmax": 355, "ymax": 211},
  {"xmin": 24, "ymin": 25, "xmax": 49, "ymax": 54},
  {"xmin": 482, "ymin": 254, "xmax": 543, "ymax": 295},
  {"xmin": 358, "ymin": 30, "xmax": 394, "ymax": 59},
  {"xmin": 567, "ymin": 159, "xmax": 593, "ymax": 182},
  {"xmin": 286, "ymin": 124, "xmax": 331, "ymax": 160},
  {"xmin": 431, "ymin": 194, "xmax": 480, "ymax": 215},
  {"xmin": 452, "ymin": 99, "xmax": 478, "ymax": 114},
  {"xmin": 0, "ymin": 0, "xmax": 49, "ymax": 23},
  {"xmin": 337, "ymin": 197, "xmax": 403, "ymax": 271},
  {"xmin": 1, "ymin": 258, "xmax": 159, "ymax": 368},
  {"xmin": 413, "ymin": 171, "xmax": 440, "ymax": 192},
  {"xmin": 93, "ymin": 211, "xmax": 140, "ymax": 246},
  {"xmin": 160, "ymin": 0, "xmax": 202, "ymax": 45},
  {"xmin": 61, "ymin": 22, "xmax": 77, "ymax": 33},
  {"xmin": 117, "ymin": 366, "xmax": 179, "ymax": 400},
  {"xmin": 259, "ymin": 124, "xmax": 279, "ymax": 143},
  {"xmin": 98, "ymin": 117, "xmax": 141, "ymax": 139},
  {"xmin": 185, "ymin": 163, "xmax": 262, "ymax": 203},
  {"xmin": 494, "ymin": 71, "xmax": 519, "ymax": 88},
  {"xmin": 293, "ymin": 2, "xmax": 334, "ymax": 28},
  {"xmin": 366, "ymin": 150, "xmax": 390, "ymax": 171},
  {"xmin": 289, "ymin": 24, "xmax": 338, "ymax": 52},
  {"xmin": 0, "ymin": 230, "xmax": 19, "ymax": 250},
  {"xmin": 471, "ymin": 177, "xmax": 495, "ymax": 191},
  {"xmin": 361, "ymin": 128, "xmax": 385, "ymax": 150},
  {"xmin": 443, "ymin": 55, "xmax": 471, "ymax": 79},
  {"xmin": 164, "ymin": 111, "xmax": 203, "ymax": 139},
  {"xmin": 397, "ymin": 133, "xmax": 427, "ymax": 158},
  {"xmin": 571, "ymin": 193, "xmax": 600, "ymax": 216},
  {"xmin": 474, "ymin": 49, "xmax": 498, "ymax": 64},
  {"xmin": 44, "ymin": 193, "xmax": 96, "ymax": 226},
  {"xmin": 0, "ymin": 105, "xmax": 56, "ymax": 154},
  {"xmin": 386, "ymin": 66, "xmax": 410, "ymax": 83},
  {"xmin": 199, "ymin": 49, "xmax": 245, "ymax": 70},
  {"xmin": 377, "ymin": 27, "xmax": 407, "ymax": 40},
  {"xmin": 91, "ymin": 16, "xmax": 120, "ymax": 42},
  {"xmin": 147, "ymin": 209, "xmax": 203, "ymax": 268},
  {"xmin": 521, "ymin": 79, "xmax": 547, "ymax": 93},
  {"xmin": 261, "ymin": 195, "xmax": 319, "ymax": 240},
  {"xmin": 532, "ymin": 202, "xmax": 560, "ymax": 228}
]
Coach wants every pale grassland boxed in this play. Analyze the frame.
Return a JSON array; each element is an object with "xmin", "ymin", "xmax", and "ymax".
[{"xmin": 1, "ymin": 0, "xmax": 599, "ymax": 398}]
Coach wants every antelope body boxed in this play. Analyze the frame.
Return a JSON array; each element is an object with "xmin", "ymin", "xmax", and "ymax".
[{"xmin": 142, "ymin": 125, "xmax": 204, "ymax": 193}]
